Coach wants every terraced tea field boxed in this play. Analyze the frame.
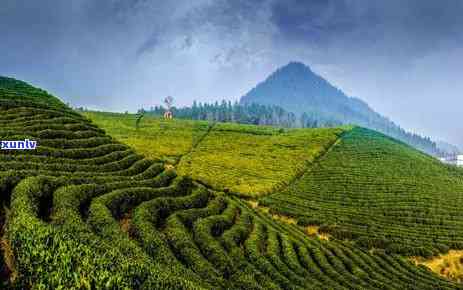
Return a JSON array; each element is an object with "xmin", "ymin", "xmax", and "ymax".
[
  {"xmin": 262, "ymin": 128, "xmax": 463, "ymax": 257},
  {"xmin": 177, "ymin": 123, "xmax": 345, "ymax": 197},
  {"xmin": 84, "ymin": 111, "xmax": 211, "ymax": 164},
  {"xmin": 87, "ymin": 112, "xmax": 345, "ymax": 197},
  {"xmin": 1, "ymin": 76, "xmax": 462, "ymax": 288}
]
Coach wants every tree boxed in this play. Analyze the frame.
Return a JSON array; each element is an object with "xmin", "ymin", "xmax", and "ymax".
[
  {"xmin": 136, "ymin": 108, "xmax": 145, "ymax": 129},
  {"xmin": 300, "ymin": 112, "xmax": 308, "ymax": 128},
  {"xmin": 163, "ymin": 96, "xmax": 174, "ymax": 119},
  {"xmin": 164, "ymin": 96, "xmax": 174, "ymax": 111}
]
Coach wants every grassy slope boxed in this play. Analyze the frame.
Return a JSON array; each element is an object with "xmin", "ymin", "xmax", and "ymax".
[
  {"xmin": 262, "ymin": 127, "xmax": 463, "ymax": 256},
  {"xmin": 1, "ymin": 77, "xmax": 461, "ymax": 289},
  {"xmin": 177, "ymin": 122, "xmax": 344, "ymax": 197},
  {"xmin": 83, "ymin": 111, "xmax": 211, "ymax": 163},
  {"xmin": 87, "ymin": 112, "xmax": 345, "ymax": 197}
]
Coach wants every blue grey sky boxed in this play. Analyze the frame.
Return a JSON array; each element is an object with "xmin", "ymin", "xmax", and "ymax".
[{"xmin": 1, "ymin": 0, "xmax": 462, "ymax": 146}]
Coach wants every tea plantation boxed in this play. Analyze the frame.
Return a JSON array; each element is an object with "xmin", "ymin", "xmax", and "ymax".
[
  {"xmin": 0, "ymin": 76, "xmax": 462, "ymax": 289},
  {"xmin": 87, "ymin": 112, "xmax": 346, "ymax": 197},
  {"xmin": 83, "ymin": 111, "xmax": 211, "ymax": 164},
  {"xmin": 177, "ymin": 122, "xmax": 345, "ymax": 197},
  {"xmin": 261, "ymin": 128, "xmax": 463, "ymax": 257}
]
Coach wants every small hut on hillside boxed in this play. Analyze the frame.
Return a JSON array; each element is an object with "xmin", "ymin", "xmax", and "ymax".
[{"xmin": 163, "ymin": 110, "xmax": 173, "ymax": 119}]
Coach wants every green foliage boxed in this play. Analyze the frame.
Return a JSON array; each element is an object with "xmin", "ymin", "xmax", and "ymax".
[
  {"xmin": 135, "ymin": 113, "xmax": 144, "ymax": 130},
  {"xmin": 0, "ymin": 77, "xmax": 75, "ymax": 112},
  {"xmin": 7, "ymin": 177, "xmax": 203, "ymax": 289},
  {"xmin": 147, "ymin": 101, "xmax": 304, "ymax": 128},
  {"xmin": 0, "ymin": 76, "xmax": 461, "ymax": 289},
  {"xmin": 84, "ymin": 111, "xmax": 210, "ymax": 163},
  {"xmin": 177, "ymin": 123, "xmax": 345, "ymax": 197},
  {"xmin": 262, "ymin": 127, "xmax": 463, "ymax": 256},
  {"xmin": 87, "ymin": 111, "xmax": 345, "ymax": 197}
]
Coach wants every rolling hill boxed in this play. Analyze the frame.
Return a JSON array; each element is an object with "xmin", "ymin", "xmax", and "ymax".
[
  {"xmin": 84, "ymin": 111, "xmax": 346, "ymax": 197},
  {"xmin": 88, "ymin": 111, "xmax": 463, "ymax": 259},
  {"xmin": 0, "ymin": 76, "xmax": 462, "ymax": 288},
  {"xmin": 261, "ymin": 127, "xmax": 463, "ymax": 257},
  {"xmin": 240, "ymin": 62, "xmax": 445, "ymax": 156}
]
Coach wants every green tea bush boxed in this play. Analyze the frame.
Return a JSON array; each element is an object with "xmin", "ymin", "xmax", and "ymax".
[
  {"xmin": 263, "ymin": 127, "xmax": 463, "ymax": 256},
  {"xmin": 0, "ymin": 77, "xmax": 461, "ymax": 289}
]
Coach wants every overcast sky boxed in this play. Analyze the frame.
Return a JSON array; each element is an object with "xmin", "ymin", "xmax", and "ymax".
[{"xmin": 1, "ymin": 0, "xmax": 462, "ymax": 146}]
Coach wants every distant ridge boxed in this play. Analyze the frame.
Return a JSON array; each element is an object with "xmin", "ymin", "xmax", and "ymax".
[{"xmin": 241, "ymin": 62, "xmax": 445, "ymax": 156}]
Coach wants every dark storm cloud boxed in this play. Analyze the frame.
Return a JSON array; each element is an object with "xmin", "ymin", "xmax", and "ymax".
[
  {"xmin": 272, "ymin": 0, "xmax": 363, "ymax": 44},
  {"xmin": 1, "ymin": 0, "xmax": 462, "ymax": 146},
  {"xmin": 271, "ymin": 0, "xmax": 463, "ymax": 59}
]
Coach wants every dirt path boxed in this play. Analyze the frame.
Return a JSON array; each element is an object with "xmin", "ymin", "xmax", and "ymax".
[
  {"xmin": 269, "ymin": 128, "xmax": 351, "ymax": 195},
  {"xmin": 174, "ymin": 122, "xmax": 216, "ymax": 166}
]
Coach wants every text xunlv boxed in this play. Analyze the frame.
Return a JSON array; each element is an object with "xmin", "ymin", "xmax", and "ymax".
[{"xmin": 1, "ymin": 139, "xmax": 37, "ymax": 150}]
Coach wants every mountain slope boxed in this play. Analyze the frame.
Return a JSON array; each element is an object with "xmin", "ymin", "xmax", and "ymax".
[
  {"xmin": 241, "ymin": 62, "xmax": 367, "ymax": 119},
  {"xmin": 261, "ymin": 127, "xmax": 463, "ymax": 257},
  {"xmin": 0, "ymin": 76, "xmax": 460, "ymax": 289},
  {"xmin": 241, "ymin": 62, "xmax": 443, "ymax": 156},
  {"xmin": 0, "ymin": 76, "xmax": 206, "ymax": 289},
  {"xmin": 85, "ymin": 112, "xmax": 346, "ymax": 197}
]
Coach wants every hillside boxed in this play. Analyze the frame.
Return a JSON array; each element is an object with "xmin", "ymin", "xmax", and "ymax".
[
  {"xmin": 261, "ymin": 127, "xmax": 463, "ymax": 257},
  {"xmin": 85, "ymin": 112, "xmax": 345, "ymax": 197},
  {"xmin": 83, "ymin": 111, "xmax": 212, "ymax": 164},
  {"xmin": 88, "ymin": 111, "xmax": 463, "ymax": 259},
  {"xmin": 0, "ymin": 76, "xmax": 461, "ymax": 288},
  {"xmin": 241, "ymin": 62, "xmax": 367, "ymax": 119},
  {"xmin": 176, "ymin": 123, "xmax": 342, "ymax": 197},
  {"xmin": 240, "ymin": 62, "xmax": 444, "ymax": 156}
]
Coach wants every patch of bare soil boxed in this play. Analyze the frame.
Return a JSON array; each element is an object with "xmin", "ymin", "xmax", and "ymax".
[{"xmin": 411, "ymin": 250, "xmax": 463, "ymax": 282}]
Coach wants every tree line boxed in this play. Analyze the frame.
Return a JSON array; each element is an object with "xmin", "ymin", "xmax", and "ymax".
[
  {"xmin": 143, "ymin": 100, "xmax": 343, "ymax": 129},
  {"xmin": 141, "ymin": 100, "xmax": 445, "ymax": 156}
]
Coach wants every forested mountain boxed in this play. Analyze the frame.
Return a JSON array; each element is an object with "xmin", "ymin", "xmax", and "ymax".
[{"xmin": 240, "ymin": 62, "xmax": 445, "ymax": 156}]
